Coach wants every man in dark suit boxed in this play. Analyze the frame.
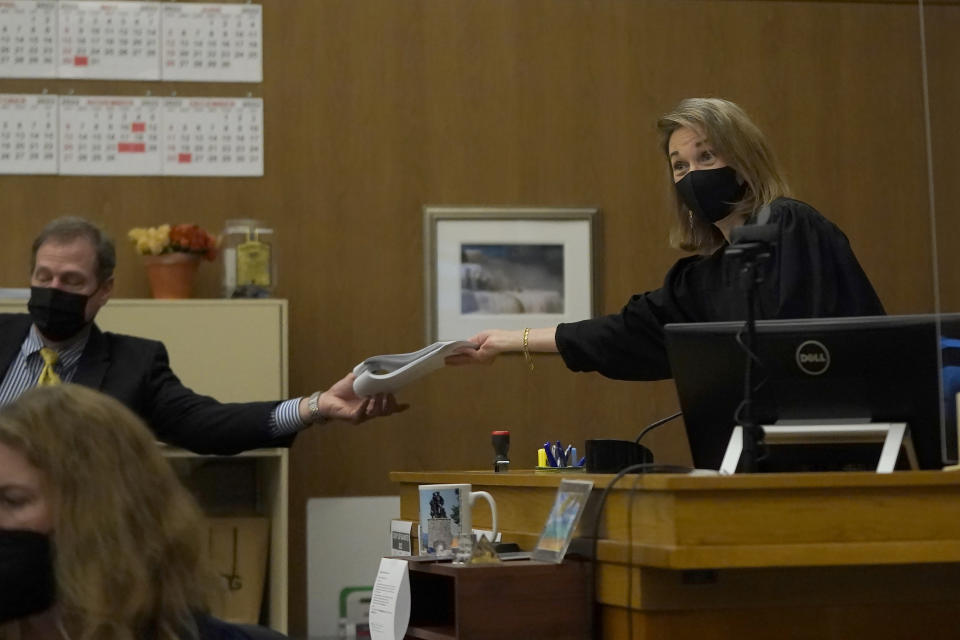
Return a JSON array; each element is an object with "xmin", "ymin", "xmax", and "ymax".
[{"xmin": 0, "ymin": 216, "xmax": 407, "ymax": 454}]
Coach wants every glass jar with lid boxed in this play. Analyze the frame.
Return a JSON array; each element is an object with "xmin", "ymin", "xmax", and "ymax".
[{"xmin": 220, "ymin": 219, "xmax": 275, "ymax": 298}]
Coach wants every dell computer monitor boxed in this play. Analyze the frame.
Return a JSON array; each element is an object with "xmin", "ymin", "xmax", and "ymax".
[{"xmin": 665, "ymin": 314, "xmax": 960, "ymax": 471}]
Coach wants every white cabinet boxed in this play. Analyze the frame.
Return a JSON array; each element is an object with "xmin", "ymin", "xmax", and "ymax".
[{"xmin": 0, "ymin": 298, "xmax": 289, "ymax": 632}]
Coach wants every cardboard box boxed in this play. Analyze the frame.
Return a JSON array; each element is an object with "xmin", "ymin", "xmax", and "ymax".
[{"xmin": 205, "ymin": 516, "xmax": 270, "ymax": 624}]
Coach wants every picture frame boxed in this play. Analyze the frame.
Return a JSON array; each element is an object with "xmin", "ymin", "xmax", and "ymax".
[
  {"xmin": 531, "ymin": 478, "xmax": 594, "ymax": 564},
  {"xmin": 423, "ymin": 206, "xmax": 600, "ymax": 343}
]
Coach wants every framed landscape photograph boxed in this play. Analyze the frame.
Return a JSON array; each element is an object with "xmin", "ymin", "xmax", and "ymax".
[{"xmin": 423, "ymin": 206, "xmax": 600, "ymax": 342}]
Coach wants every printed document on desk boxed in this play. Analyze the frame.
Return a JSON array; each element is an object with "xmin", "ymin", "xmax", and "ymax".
[
  {"xmin": 352, "ymin": 340, "xmax": 476, "ymax": 396},
  {"xmin": 368, "ymin": 557, "xmax": 410, "ymax": 640}
]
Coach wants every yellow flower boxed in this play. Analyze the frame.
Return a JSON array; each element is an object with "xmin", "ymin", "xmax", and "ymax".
[{"xmin": 128, "ymin": 225, "xmax": 172, "ymax": 256}]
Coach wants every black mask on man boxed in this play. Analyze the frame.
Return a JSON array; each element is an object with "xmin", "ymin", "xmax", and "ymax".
[
  {"xmin": 27, "ymin": 286, "xmax": 90, "ymax": 342},
  {"xmin": 0, "ymin": 529, "xmax": 56, "ymax": 623},
  {"xmin": 675, "ymin": 166, "xmax": 747, "ymax": 224}
]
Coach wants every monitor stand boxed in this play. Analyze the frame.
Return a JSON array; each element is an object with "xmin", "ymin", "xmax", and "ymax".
[{"xmin": 719, "ymin": 423, "xmax": 918, "ymax": 475}]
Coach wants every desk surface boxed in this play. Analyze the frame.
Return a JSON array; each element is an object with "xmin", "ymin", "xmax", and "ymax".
[
  {"xmin": 391, "ymin": 469, "xmax": 960, "ymax": 569},
  {"xmin": 391, "ymin": 467, "xmax": 960, "ymax": 490}
]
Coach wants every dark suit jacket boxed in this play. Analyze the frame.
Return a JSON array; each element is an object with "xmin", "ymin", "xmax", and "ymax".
[{"xmin": 0, "ymin": 313, "xmax": 295, "ymax": 454}]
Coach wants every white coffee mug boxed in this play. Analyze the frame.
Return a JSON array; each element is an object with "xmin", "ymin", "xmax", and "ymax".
[{"xmin": 418, "ymin": 483, "xmax": 498, "ymax": 554}]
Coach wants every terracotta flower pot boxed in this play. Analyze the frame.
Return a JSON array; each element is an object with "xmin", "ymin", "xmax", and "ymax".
[{"xmin": 142, "ymin": 252, "xmax": 201, "ymax": 299}]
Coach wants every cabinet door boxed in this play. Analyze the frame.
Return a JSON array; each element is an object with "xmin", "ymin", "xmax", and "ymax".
[{"xmin": 96, "ymin": 300, "xmax": 287, "ymax": 401}]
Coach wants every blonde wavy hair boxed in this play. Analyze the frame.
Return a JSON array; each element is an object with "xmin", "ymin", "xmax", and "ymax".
[
  {"xmin": 0, "ymin": 385, "xmax": 216, "ymax": 640},
  {"xmin": 657, "ymin": 98, "xmax": 791, "ymax": 254}
]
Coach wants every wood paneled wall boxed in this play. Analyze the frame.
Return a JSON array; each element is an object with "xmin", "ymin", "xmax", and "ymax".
[
  {"xmin": 926, "ymin": 4, "xmax": 960, "ymax": 312},
  {"xmin": 2, "ymin": 0, "xmax": 956, "ymax": 633}
]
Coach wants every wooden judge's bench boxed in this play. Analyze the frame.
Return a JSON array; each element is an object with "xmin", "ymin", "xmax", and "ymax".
[{"xmin": 391, "ymin": 469, "xmax": 960, "ymax": 640}]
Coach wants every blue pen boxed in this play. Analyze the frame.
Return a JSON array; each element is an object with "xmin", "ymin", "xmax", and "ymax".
[
  {"xmin": 577, "ymin": 456, "xmax": 586, "ymax": 467},
  {"xmin": 555, "ymin": 441, "xmax": 565, "ymax": 467},
  {"xmin": 543, "ymin": 442, "xmax": 557, "ymax": 467}
]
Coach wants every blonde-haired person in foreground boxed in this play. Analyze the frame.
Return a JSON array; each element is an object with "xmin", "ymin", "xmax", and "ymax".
[
  {"xmin": 0, "ymin": 384, "xmax": 263, "ymax": 640},
  {"xmin": 447, "ymin": 97, "xmax": 885, "ymax": 379}
]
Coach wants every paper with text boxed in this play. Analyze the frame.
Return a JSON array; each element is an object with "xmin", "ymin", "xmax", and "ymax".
[
  {"xmin": 59, "ymin": 95, "xmax": 162, "ymax": 175},
  {"xmin": 57, "ymin": 1, "xmax": 161, "ymax": 80},
  {"xmin": 0, "ymin": 94, "xmax": 58, "ymax": 174},
  {"xmin": 368, "ymin": 558, "xmax": 410, "ymax": 640},
  {"xmin": 0, "ymin": 1, "xmax": 57, "ymax": 78}
]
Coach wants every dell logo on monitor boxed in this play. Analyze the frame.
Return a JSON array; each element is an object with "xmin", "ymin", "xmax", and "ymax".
[{"xmin": 796, "ymin": 340, "xmax": 830, "ymax": 375}]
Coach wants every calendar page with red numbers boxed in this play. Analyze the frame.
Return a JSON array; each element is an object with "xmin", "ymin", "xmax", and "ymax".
[
  {"xmin": 0, "ymin": 94, "xmax": 58, "ymax": 174},
  {"xmin": 57, "ymin": 1, "xmax": 161, "ymax": 80},
  {"xmin": 161, "ymin": 2, "xmax": 262, "ymax": 83},
  {"xmin": 162, "ymin": 97, "xmax": 263, "ymax": 176},
  {"xmin": 59, "ymin": 95, "xmax": 162, "ymax": 175},
  {"xmin": 0, "ymin": 1, "xmax": 58, "ymax": 78}
]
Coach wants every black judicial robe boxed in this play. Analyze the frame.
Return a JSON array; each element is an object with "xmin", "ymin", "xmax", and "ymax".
[{"xmin": 555, "ymin": 197, "xmax": 885, "ymax": 381}]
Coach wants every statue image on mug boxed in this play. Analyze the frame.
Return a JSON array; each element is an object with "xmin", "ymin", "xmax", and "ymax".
[{"xmin": 418, "ymin": 483, "xmax": 498, "ymax": 555}]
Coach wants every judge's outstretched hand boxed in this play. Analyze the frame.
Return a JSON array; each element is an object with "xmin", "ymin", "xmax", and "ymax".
[
  {"xmin": 300, "ymin": 372, "xmax": 409, "ymax": 425},
  {"xmin": 444, "ymin": 329, "xmax": 520, "ymax": 366}
]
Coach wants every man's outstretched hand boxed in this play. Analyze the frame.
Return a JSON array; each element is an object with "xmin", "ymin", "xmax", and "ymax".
[{"xmin": 301, "ymin": 372, "xmax": 410, "ymax": 425}]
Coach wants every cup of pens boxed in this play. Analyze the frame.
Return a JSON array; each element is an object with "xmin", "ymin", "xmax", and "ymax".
[{"xmin": 537, "ymin": 440, "xmax": 586, "ymax": 470}]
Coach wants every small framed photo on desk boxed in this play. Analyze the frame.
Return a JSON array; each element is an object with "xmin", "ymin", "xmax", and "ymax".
[
  {"xmin": 532, "ymin": 478, "xmax": 594, "ymax": 563},
  {"xmin": 423, "ymin": 206, "xmax": 600, "ymax": 342}
]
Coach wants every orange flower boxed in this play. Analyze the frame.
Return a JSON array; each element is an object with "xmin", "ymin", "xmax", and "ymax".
[{"xmin": 169, "ymin": 224, "xmax": 218, "ymax": 261}]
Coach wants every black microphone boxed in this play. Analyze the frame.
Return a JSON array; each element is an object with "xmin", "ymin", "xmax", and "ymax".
[
  {"xmin": 726, "ymin": 223, "xmax": 777, "ymax": 290},
  {"xmin": 726, "ymin": 223, "xmax": 778, "ymax": 258}
]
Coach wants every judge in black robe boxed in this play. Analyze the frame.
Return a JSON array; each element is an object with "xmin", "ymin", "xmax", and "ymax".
[
  {"xmin": 556, "ymin": 196, "xmax": 884, "ymax": 381},
  {"xmin": 446, "ymin": 98, "xmax": 885, "ymax": 380}
]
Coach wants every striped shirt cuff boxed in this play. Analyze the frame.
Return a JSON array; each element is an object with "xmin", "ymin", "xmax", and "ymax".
[{"xmin": 269, "ymin": 397, "xmax": 307, "ymax": 438}]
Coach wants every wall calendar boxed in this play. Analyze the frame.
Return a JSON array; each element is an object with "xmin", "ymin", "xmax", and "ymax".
[
  {"xmin": 0, "ymin": 1, "xmax": 262, "ymax": 82},
  {"xmin": 0, "ymin": 93, "xmax": 264, "ymax": 176},
  {"xmin": 161, "ymin": 3, "xmax": 262, "ymax": 83},
  {"xmin": 59, "ymin": 94, "xmax": 162, "ymax": 174},
  {"xmin": 163, "ymin": 97, "xmax": 263, "ymax": 176},
  {"xmin": 57, "ymin": 1, "xmax": 161, "ymax": 80},
  {"xmin": 0, "ymin": 1, "xmax": 58, "ymax": 78},
  {"xmin": 0, "ymin": 94, "xmax": 58, "ymax": 174}
]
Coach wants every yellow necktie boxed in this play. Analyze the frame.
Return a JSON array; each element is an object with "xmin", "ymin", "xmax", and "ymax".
[{"xmin": 37, "ymin": 347, "xmax": 62, "ymax": 386}]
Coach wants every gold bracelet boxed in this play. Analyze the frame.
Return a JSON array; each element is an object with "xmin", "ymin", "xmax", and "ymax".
[{"xmin": 522, "ymin": 327, "xmax": 534, "ymax": 371}]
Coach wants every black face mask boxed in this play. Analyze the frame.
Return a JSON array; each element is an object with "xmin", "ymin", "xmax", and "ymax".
[
  {"xmin": 0, "ymin": 529, "xmax": 56, "ymax": 623},
  {"xmin": 675, "ymin": 166, "xmax": 747, "ymax": 224},
  {"xmin": 28, "ymin": 286, "xmax": 90, "ymax": 342}
]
